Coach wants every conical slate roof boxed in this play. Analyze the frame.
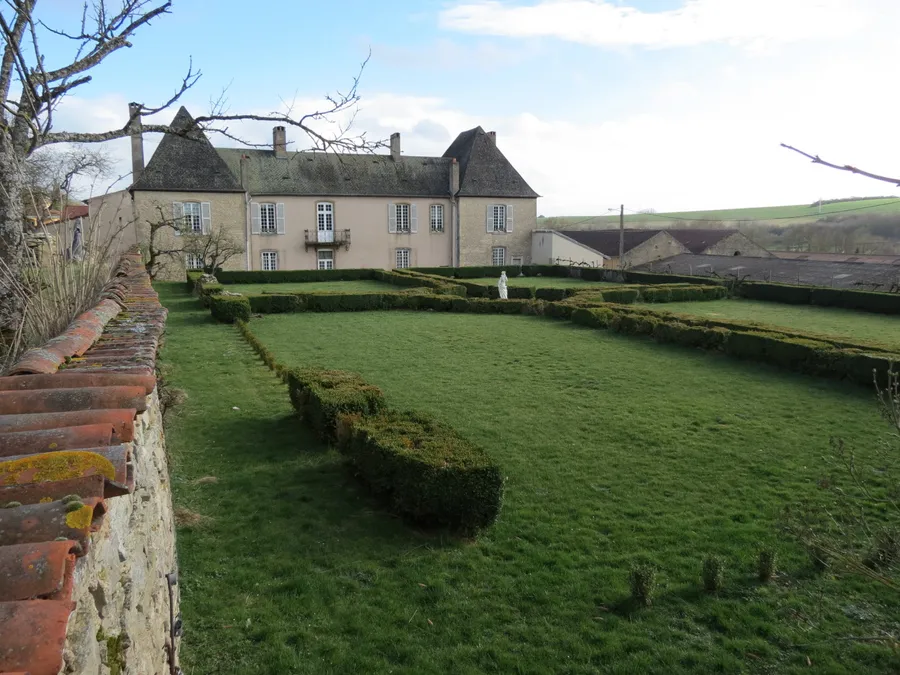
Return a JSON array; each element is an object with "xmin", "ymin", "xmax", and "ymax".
[
  {"xmin": 131, "ymin": 107, "xmax": 243, "ymax": 192},
  {"xmin": 443, "ymin": 126, "xmax": 539, "ymax": 198}
]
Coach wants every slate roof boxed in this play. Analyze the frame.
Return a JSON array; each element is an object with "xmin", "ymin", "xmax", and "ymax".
[
  {"xmin": 559, "ymin": 228, "xmax": 757, "ymax": 256},
  {"xmin": 131, "ymin": 107, "xmax": 243, "ymax": 193},
  {"xmin": 559, "ymin": 229, "xmax": 668, "ymax": 256},
  {"xmin": 773, "ymin": 251, "xmax": 900, "ymax": 265},
  {"xmin": 635, "ymin": 253, "xmax": 900, "ymax": 290},
  {"xmin": 0, "ymin": 253, "xmax": 166, "ymax": 675},
  {"xmin": 217, "ymin": 149, "xmax": 455, "ymax": 197},
  {"xmin": 443, "ymin": 127, "xmax": 539, "ymax": 198}
]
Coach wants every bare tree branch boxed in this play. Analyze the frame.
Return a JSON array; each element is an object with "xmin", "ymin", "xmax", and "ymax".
[{"xmin": 781, "ymin": 143, "xmax": 900, "ymax": 187}]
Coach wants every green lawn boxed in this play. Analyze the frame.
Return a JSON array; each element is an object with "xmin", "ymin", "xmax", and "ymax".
[
  {"xmin": 465, "ymin": 276, "xmax": 616, "ymax": 288},
  {"xmin": 654, "ymin": 298, "xmax": 900, "ymax": 349},
  {"xmin": 224, "ymin": 280, "xmax": 399, "ymax": 294},
  {"xmin": 157, "ymin": 282, "xmax": 899, "ymax": 675}
]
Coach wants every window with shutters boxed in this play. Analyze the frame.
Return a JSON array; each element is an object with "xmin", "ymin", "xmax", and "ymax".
[
  {"xmin": 317, "ymin": 250, "xmax": 334, "ymax": 270},
  {"xmin": 185, "ymin": 253, "xmax": 204, "ymax": 270},
  {"xmin": 430, "ymin": 204, "xmax": 444, "ymax": 232},
  {"xmin": 395, "ymin": 248, "xmax": 410, "ymax": 269},
  {"xmin": 183, "ymin": 202, "xmax": 202, "ymax": 233},
  {"xmin": 259, "ymin": 203, "xmax": 276, "ymax": 234},
  {"xmin": 395, "ymin": 203, "xmax": 410, "ymax": 232},
  {"xmin": 261, "ymin": 250, "xmax": 278, "ymax": 271},
  {"xmin": 492, "ymin": 246, "xmax": 506, "ymax": 267},
  {"xmin": 490, "ymin": 205, "xmax": 506, "ymax": 232}
]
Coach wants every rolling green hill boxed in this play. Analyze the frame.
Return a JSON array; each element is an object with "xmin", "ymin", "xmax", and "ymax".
[{"xmin": 541, "ymin": 197, "xmax": 900, "ymax": 229}]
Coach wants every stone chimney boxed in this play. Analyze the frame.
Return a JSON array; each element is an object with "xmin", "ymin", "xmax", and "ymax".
[
  {"xmin": 487, "ymin": 130, "xmax": 496, "ymax": 144},
  {"xmin": 390, "ymin": 132, "xmax": 401, "ymax": 161},
  {"xmin": 273, "ymin": 126, "xmax": 287, "ymax": 157},
  {"xmin": 128, "ymin": 102, "xmax": 144, "ymax": 182},
  {"xmin": 450, "ymin": 158, "xmax": 459, "ymax": 196}
]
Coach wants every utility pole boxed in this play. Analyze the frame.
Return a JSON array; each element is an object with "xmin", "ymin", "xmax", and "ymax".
[{"xmin": 618, "ymin": 204, "xmax": 625, "ymax": 269}]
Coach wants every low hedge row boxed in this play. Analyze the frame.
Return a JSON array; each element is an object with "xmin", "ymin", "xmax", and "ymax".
[
  {"xmin": 411, "ymin": 264, "xmax": 563, "ymax": 279},
  {"xmin": 233, "ymin": 321, "xmax": 504, "ymax": 534},
  {"xmin": 186, "ymin": 270, "xmax": 203, "ymax": 291},
  {"xmin": 216, "ymin": 268, "xmax": 376, "ymax": 284},
  {"xmin": 209, "ymin": 294, "xmax": 251, "ymax": 323},
  {"xmin": 374, "ymin": 269, "xmax": 467, "ymax": 296},
  {"xmin": 737, "ymin": 282, "xmax": 900, "ymax": 315},
  {"xmin": 338, "ymin": 409, "xmax": 504, "ymax": 533},
  {"xmin": 567, "ymin": 303, "xmax": 898, "ymax": 387},
  {"xmin": 287, "ymin": 368, "xmax": 385, "ymax": 443},
  {"xmin": 194, "ymin": 275, "xmax": 225, "ymax": 306}
]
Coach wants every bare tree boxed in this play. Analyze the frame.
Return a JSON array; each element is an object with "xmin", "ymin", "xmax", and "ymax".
[
  {"xmin": 143, "ymin": 206, "xmax": 244, "ymax": 279},
  {"xmin": 0, "ymin": 0, "xmax": 378, "ymax": 331},
  {"xmin": 781, "ymin": 144, "xmax": 900, "ymax": 187}
]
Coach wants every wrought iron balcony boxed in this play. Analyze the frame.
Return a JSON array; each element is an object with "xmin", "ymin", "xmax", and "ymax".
[{"xmin": 304, "ymin": 229, "xmax": 351, "ymax": 250}]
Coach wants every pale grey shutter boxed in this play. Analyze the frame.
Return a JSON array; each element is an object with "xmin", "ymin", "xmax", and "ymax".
[
  {"xmin": 200, "ymin": 202, "xmax": 211, "ymax": 234},
  {"xmin": 410, "ymin": 204, "xmax": 418, "ymax": 233},
  {"xmin": 276, "ymin": 203, "xmax": 286, "ymax": 234},
  {"xmin": 172, "ymin": 202, "xmax": 183, "ymax": 236},
  {"xmin": 486, "ymin": 205, "xmax": 493, "ymax": 233},
  {"xmin": 251, "ymin": 202, "xmax": 261, "ymax": 235},
  {"xmin": 388, "ymin": 202, "xmax": 397, "ymax": 233},
  {"xmin": 506, "ymin": 204, "xmax": 514, "ymax": 232}
]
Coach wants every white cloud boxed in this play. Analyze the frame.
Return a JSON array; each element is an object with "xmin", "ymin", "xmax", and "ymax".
[
  {"xmin": 52, "ymin": 54, "xmax": 900, "ymax": 217},
  {"xmin": 440, "ymin": 0, "xmax": 869, "ymax": 50}
]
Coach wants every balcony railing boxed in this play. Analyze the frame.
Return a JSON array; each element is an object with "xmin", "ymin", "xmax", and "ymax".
[{"xmin": 304, "ymin": 229, "xmax": 351, "ymax": 250}]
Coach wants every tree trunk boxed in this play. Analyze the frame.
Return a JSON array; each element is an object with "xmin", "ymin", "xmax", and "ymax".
[{"xmin": 0, "ymin": 136, "xmax": 26, "ymax": 334}]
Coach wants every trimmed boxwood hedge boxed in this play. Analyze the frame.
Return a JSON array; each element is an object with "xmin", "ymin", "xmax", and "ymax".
[
  {"xmin": 566, "ymin": 303, "xmax": 897, "ymax": 387},
  {"xmin": 338, "ymin": 409, "xmax": 503, "ymax": 533},
  {"xmin": 209, "ymin": 295, "xmax": 251, "ymax": 323},
  {"xmin": 247, "ymin": 294, "xmax": 306, "ymax": 314},
  {"xmin": 412, "ymin": 264, "xmax": 564, "ymax": 279},
  {"xmin": 738, "ymin": 282, "xmax": 900, "ymax": 315},
  {"xmin": 287, "ymin": 368, "xmax": 385, "ymax": 443},
  {"xmin": 216, "ymin": 268, "xmax": 375, "ymax": 284},
  {"xmin": 186, "ymin": 270, "xmax": 203, "ymax": 291}
]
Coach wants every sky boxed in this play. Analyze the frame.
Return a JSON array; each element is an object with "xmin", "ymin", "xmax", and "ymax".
[{"xmin": 31, "ymin": 0, "xmax": 900, "ymax": 215}]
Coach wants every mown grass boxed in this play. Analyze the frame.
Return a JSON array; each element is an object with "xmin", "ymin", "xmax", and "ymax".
[
  {"xmin": 466, "ymin": 276, "xmax": 617, "ymax": 288},
  {"xmin": 158, "ymin": 281, "xmax": 900, "ymax": 675},
  {"xmin": 224, "ymin": 280, "xmax": 398, "ymax": 294},
  {"xmin": 655, "ymin": 298, "xmax": 900, "ymax": 349}
]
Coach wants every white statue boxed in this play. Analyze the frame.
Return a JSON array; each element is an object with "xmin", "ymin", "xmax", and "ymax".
[{"xmin": 498, "ymin": 271, "xmax": 508, "ymax": 299}]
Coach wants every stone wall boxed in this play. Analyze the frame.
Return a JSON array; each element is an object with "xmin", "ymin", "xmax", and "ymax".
[
  {"xmin": 703, "ymin": 232, "xmax": 773, "ymax": 258},
  {"xmin": 458, "ymin": 197, "xmax": 538, "ymax": 266},
  {"xmin": 0, "ymin": 252, "xmax": 179, "ymax": 675},
  {"xmin": 132, "ymin": 190, "xmax": 248, "ymax": 280},
  {"xmin": 62, "ymin": 388, "xmax": 177, "ymax": 675},
  {"xmin": 622, "ymin": 232, "xmax": 686, "ymax": 268}
]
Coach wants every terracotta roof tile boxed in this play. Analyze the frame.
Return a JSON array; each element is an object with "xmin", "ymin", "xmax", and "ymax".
[
  {"xmin": 0, "ymin": 386, "xmax": 147, "ymax": 415},
  {"xmin": 0, "ymin": 497, "xmax": 105, "ymax": 555},
  {"xmin": 0, "ymin": 250, "xmax": 162, "ymax": 675},
  {"xmin": 0, "ymin": 473, "xmax": 106, "ymax": 506},
  {"xmin": 0, "ymin": 540, "xmax": 78, "ymax": 602},
  {"xmin": 0, "ymin": 372, "xmax": 155, "ymax": 393},
  {"xmin": 0, "ymin": 424, "xmax": 115, "ymax": 457},
  {"xmin": 0, "ymin": 600, "xmax": 75, "ymax": 675}
]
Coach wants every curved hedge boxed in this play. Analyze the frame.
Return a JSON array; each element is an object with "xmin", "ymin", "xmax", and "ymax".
[
  {"xmin": 209, "ymin": 295, "xmax": 250, "ymax": 323},
  {"xmin": 287, "ymin": 368, "xmax": 385, "ymax": 443},
  {"xmin": 338, "ymin": 409, "xmax": 503, "ymax": 533}
]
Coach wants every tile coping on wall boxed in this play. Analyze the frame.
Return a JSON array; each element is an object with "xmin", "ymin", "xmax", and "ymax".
[{"xmin": 0, "ymin": 252, "xmax": 167, "ymax": 675}]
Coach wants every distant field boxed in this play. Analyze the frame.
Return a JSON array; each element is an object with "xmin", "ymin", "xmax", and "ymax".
[
  {"xmin": 466, "ymin": 276, "xmax": 615, "ymax": 288},
  {"xmin": 543, "ymin": 197, "xmax": 900, "ymax": 229},
  {"xmin": 225, "ymin": 280, "xmax": 397, "ymax": 294},
  {"xmin": 654, "ymin": 299, "xmax": 900, "ymax": 349}
]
